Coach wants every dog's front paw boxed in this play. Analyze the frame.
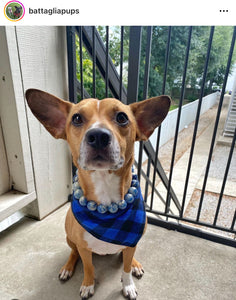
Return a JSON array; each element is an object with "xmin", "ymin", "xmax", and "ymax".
[
  {"xmin": 132, "ymin": 266, "xmax": 144, "ymax": 279},
  {"xmin": 131, "ymin": 258, "xmax": 144, "ymax": 279},
  {"xmin": 80, "ymin": 284, "xmax": 94, "ymax": 299},
  {"xmin": 123, "ymin": 284, "xmax": 137, "ymax": 300},
  {"xmin": 122, "ymin": 271, "xmax": 137, "ymax": 300},
  {"xmin": 59, "ymin": 268, "xmax": 73, "ymax": 282}
]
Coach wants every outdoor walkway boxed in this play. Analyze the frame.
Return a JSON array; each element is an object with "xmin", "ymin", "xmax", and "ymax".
[{"xmin": 0, "ymin": 203, "xmax": 235, "ymax": 300}]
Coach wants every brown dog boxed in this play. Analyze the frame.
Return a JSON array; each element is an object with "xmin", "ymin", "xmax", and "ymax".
[{"xmin": 25, "ymin": 89, "xmax": 170, "ymax": 299}]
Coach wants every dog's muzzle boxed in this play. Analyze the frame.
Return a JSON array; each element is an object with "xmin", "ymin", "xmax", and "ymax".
[{"xmin": 79, "ymin": 127, "xmax": 124, "ymax": 170}]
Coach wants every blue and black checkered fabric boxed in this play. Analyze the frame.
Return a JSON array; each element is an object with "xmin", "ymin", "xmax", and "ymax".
[{"xmin": 71, "ymin": 177, "xmax": 146, "ymax": 247}]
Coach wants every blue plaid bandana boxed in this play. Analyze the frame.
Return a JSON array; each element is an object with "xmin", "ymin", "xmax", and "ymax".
[{"xmin": 71, "ymin": 174, "xmax": 146, "ymax": 247}]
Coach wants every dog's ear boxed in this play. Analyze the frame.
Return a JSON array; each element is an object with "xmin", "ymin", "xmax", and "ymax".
[
  {"xmin": 25, "ymin": 89, "xmax": 72, "ymax": 139},
  {"xmin": 130, "ymin": 95, "xmax": 171, "ymax": 141}
]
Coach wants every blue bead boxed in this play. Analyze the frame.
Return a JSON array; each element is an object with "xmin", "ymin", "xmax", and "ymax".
[
  {"xmin": 73, "ymin": 181, "xmax": 80, "ymax": 191},
  {"xmin": 118, "ymin": 200, "xmax": 127, "ymax": 210},
  {"xmin": 132, "ymin": 174, "xmax": 138, "ymax": 180},
  {"xmin": 97, "ymin": 204, "xmax": 107, "ymax": 214},
  {"xmin": 108, "ymin": 203, "xmax": 118, "ymax": 213},
  {"xmin": 131, "ymin": 180, "xmax": 139, "ymax": 188},
  {"xmin": 73, "ymin": 175, "xmax": 78, "ymax": 183},
  {"xmin": 124, "ymin": 193, "xmax": 134, "ymax": 203},
  {"xmin": 79, "ymin": 196, "xmax": 87, "ymax": 206},
  {"xmin": 74, "ymin": 188, "xmax": 83, "ymax": 199},
  {"xmin": 87, "ymin": 201, "xmax": 97, "ymax": 211},
  {"xmin": 128, "ymin": 187, "xmax": 138, "ymax": 197}
]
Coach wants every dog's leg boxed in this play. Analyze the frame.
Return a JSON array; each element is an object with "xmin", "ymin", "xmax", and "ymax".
[
  {"xmin": 131, "ymin": 257, "xmax": 144, "ymax": 279},
  {"xmin": 59, "ymin": 238, "xmax": 80, "ymax": 281},
  {"xmin": 77, "ymin": 247, "xmax": 95, "ymax": 299},
  {"xmin": 122, "ymin": 247, "xmax": 138, "ymax": 300}
]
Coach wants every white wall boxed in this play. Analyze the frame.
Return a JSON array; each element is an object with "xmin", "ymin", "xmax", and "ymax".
[
  {"xmin": 16, "ymin": 26, "xmax": 72, "ymax": 219},
  {"xmin": 0, "ymin": 27, "xmax": 35, "ymax": 195},
  {"xmin": 135, "ymin": 92, "xmax": 219, "ymax": 162},
  {"xmin": 1, "ymin": 26, "xmax": 72, "ymax": 221}
]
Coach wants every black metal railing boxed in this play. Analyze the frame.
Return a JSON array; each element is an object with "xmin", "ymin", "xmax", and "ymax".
[{"xmin": 67, "ymin": 26, "xmax": 236, "ymax": 247}]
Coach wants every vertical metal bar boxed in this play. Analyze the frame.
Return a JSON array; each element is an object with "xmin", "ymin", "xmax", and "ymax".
[
  {"xmin": 213, "ymin": 128, "xmax": 236, "ymax": 226},
  {"xmin": 105, "ymin": 26, "xmax": 109, "ymax": 98},
  {"xmin": 231, "ymin": 209, "xmax": 236, "ymax": 231},
  {"xmin": 197, "ymin": 26, "xmax": 236, "ymax": 221},
  {"xmin": 150, "ymin": 26, "xmax": 172, "ymax": 210},
  {"xmin": 127, "ymin": 26, "xmax": 142, "ymax": 179},
  {"xmin": 180, "ymin": 26, "xmax": 215, "ymax": 218},
  {"xmin": 119, "ymin": 26, "xmax": 124, "ymax": 101},
  {"xmin": 66, "ymin": 26, "xmax": 77, "ymax": 103},
  {"xmin": 127, "ymin": 26, "xmax": 142, "ymax": 105},
  {"xmin": 78, "ymin": 26, "xmax": 84, "ymax": 99},
  {"xmin": 139, "ymin": 26, "xmax": 153, "ymax": 188},
  {"xmin": 138, "ymin": 27, "xmax": 153, "ymax": 181},
  {"xmin": 137, "ymin": 142, "xmax": 143, "ymax": 181},
  {"xmin": 156, "ymin": 27, "xmax": 172, "ymax": 155},
  {"xmin": 143, "ymin": 26, "xmax": 153, "ymax": 99},
  {"xmin": 150, "ymin": 137, "xmax": 159, "ymax": 210},
  {"xmin": 165, "ymin": 26, "xmax": 193, "ymax": 214},
  {"xmin": 92, "ymin": 26, "xmax": 96, "ymax": 98},
  {"xmin": 162, "ymin": 27, "xmax": 172, "ymax": 95},
  {"xmin": 144, "ymin": 157, "xmax": 151, "ymax": 202}
]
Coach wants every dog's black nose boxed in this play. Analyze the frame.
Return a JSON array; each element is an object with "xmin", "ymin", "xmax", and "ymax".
[{"xmin": 85, "ymin": 128, "xmax": 112, "ymax": 149}]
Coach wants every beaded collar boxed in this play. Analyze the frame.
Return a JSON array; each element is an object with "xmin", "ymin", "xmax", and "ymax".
[
  {"xmin": 71, "ymin": 168, "xmax": 146, "ymax": 247},
  {"xmin": 72, "ymin": 168, "xmax": 140, "ymax": 214}
]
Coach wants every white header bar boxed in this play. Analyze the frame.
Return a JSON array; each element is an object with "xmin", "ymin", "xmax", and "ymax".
[{"xmin": 0, "ymin": 0, "xmax": 236, "ymax": 26}]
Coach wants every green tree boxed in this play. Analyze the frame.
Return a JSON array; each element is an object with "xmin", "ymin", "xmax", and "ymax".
[
  {"xmin": 205, "ymin": 26, "xmax": 236, "ymax": 91},
  {"xmin": 76, "ymin": 26, "xmax": 236, "ymax": 103},
  {"xmin": 138, "ymin": 26, "xmax": 236, "ymax": 101}
]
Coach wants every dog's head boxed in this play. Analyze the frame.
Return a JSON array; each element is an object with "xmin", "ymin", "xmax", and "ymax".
[
  {"xmin": 25, "ymin": 89, "xmax": 170, "ymax": 171},
  {"xmin": 14, "ymin": 6, "xmax": 22, "ymax": 13}
]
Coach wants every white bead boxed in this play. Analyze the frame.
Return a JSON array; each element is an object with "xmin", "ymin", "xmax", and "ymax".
[
  {"xmin": 131, "ymin": 180, "xmax": 139, "ymax": 188},
  {"xmin": 87, "ymin": 201, "xmax": 97, "ymax": 211},
  {"xmin": 97, "ymin": 204, "xmax": 107, "ymax": 214},
  {"xmin": 128, "ymin": 187, "xmax": 138, "ymax": 197},
  {"xmin": 74, "ymin": 188, "xmax": 83, "ymax": 199},
  {"xmin": 108, "ymin": 203, "xmax": 118, "ymax": 213},
  {"xmin": 125, "ymin": 193, "xmax": 134, "ymax": 204},
  {"xmin": 79, "ymin": 196, "xmax": 87, "ymax": 206},
  {"xmin": 73, "ymin": 182, "xmax": 80, "ymax": 191},
  {"xmin": 118, "ymin": 200, "xmax": 127, "ymax": 210}
]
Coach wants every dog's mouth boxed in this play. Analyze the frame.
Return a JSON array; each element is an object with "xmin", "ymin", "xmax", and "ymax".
[
  {"xmin": 93, "ymin": 155, "xmax": 106, "ymax": 162},
  {"xmin": 79, "ymin": 149, "xmax": 124, "ymax": 171},
  {"xmin": 90, "ymin": 153, "xmax": 109, "ymax": 167},
  {"xmin": 93, "ymin": 153, "xmax": 107, "ymax": 161}
]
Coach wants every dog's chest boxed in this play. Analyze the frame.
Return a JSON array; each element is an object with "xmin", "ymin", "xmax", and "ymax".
[
  {"xmin": 85, "ymin": 171, "xmax": 125, "ymax": 254},
  {"xmin": 91, "ymin": 171, "xmax": 121, "ymax": 206},
  {"xmin": 84, "ymin": 231, "xmax": 125, "ymax": 255}
]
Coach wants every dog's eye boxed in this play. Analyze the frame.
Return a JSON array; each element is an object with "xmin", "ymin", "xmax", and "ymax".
[
  {"xmin": 116, "ymin": 112, "xmax": 129, "ymax": 126},
  {"xmin": 72, "ymin": 114, "xmax": 83, "ymax": 126}
]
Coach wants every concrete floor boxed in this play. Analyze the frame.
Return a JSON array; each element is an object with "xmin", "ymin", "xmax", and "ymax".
[{"xmin": 0, "ymin": 203, "xmax": 236, "ymax": 300}]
